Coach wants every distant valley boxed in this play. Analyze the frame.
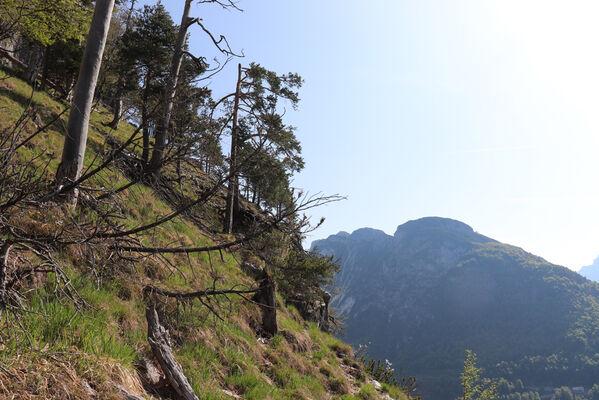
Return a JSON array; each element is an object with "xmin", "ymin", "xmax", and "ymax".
[{"xmin": 313, "ymin": 217, "xmax": 599, "ymax": 399}]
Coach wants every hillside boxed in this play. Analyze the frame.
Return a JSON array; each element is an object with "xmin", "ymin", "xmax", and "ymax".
[
  {"xmin": 313, "ymin": 217, "xmax": 599, "ymax": 399},
  {"xmin": 0, "ymin": 70, "xmax": 409, "ymax": 400}
]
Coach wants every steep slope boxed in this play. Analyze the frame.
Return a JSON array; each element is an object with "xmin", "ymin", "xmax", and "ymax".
[
  {"xmin": 0, "ymin": 70, "xmax": 408, "ymax": 400},
  {"xmin": 579, "ymin": 256, "xmax": 599, "ymax": 281},
  {"xmin": 314, "ymin": 217, "xmax": 599, "ymax": 399}
]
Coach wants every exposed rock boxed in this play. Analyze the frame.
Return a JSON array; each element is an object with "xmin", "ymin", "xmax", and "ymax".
[{"xmin": 286, "ymin": 290, "xmax": 332, "ymax": 333}]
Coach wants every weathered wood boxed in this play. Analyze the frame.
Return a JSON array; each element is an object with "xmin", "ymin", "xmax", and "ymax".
[
  {"xmin": 115, "ymin": 384, "xmax": 146, "ymax": 400},
  {"xmin": 0, "ymin": 241, "xmax": 11, "ymax": 322},
  {"xmin": 146, "ymin": 307, "xmax": 199, "ymax": 400}
]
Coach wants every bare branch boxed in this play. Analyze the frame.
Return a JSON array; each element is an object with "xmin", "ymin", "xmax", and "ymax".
[{"xmin": 192, "ymin": 18, "xmax": 244, "ymax": 57}]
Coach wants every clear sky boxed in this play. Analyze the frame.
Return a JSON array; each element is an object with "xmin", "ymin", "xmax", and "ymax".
[{"xmin": 145, "ymin": 0, "xmax": 599, "ymax": 271}]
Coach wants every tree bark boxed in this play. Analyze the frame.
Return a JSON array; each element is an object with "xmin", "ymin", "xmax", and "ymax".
[
  {"xmin": 105, "ymin": 96, "xmax": 122, "ymax": 129},
  {"xmin": 146, "ymin": 307, "xmax": 199, "ymax": 400},
  {"xmin": 224, "ymin": 63, "xmax": 242, "ymax": 234},
  {"xmin": 55, "ymin": 0, "xmax": 115, "ymax": 206},
  {"xmin": 253, "ymin": 271, "xmax": 277, "ymax": 336},
  {"xmin": 242, "ymin": 262, "xmax": 277, "ymax": 336},
  {"xmin": 146, "ymin": 0, "xmax": 192, "ymax": 182},
  {"xmin": 141, "ymin": 79, "xmax": 150, "ymax": 166}
]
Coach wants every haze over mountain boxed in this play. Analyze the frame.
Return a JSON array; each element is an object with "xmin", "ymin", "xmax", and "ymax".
[
  {"xmin": 579, "ymin": 257, "xmax": 599, "ymax": 282},
  {"xmin": 313, "ymin": 217, "xmax": 599, "ymax": 399}
]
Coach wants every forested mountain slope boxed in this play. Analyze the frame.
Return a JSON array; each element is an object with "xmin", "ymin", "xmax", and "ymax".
[{"xmin": 314, "ymin": 217, "xmax": 599, "ymax": 399}]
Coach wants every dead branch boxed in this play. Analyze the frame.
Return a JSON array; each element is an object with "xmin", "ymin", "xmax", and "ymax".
[
  {"xmin": 143, "ymin": 284, "xmax": 259, "ymax": 300},
  {"xmin": 191, "ymin": 18, "xmax": 244, "ymax": 57}
]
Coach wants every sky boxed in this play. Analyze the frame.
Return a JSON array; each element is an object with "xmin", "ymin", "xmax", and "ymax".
[{"xmin": 143, "ymin": 0, "xmax": 599, "ymax": 271}]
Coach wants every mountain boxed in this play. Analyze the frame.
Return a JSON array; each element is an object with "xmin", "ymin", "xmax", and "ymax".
[
  {"xmin": 579, "ymin": 256, "xmax": 599, "ymax": 281},
  {"xmin": 313, "ymin": 217, "xmax": 599, "ymax": 399}
]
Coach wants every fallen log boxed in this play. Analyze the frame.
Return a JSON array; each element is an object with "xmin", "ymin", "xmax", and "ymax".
[{"xmin": 146, "ymin": 307, "xmax": 199, "ymax": 400}]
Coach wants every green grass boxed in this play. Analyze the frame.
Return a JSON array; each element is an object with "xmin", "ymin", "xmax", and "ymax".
[{"xmin": 0, "ymin": 70, "xmax": 409, "ymax": 400}]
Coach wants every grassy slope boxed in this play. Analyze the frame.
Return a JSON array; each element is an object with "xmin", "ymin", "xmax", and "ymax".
[{"xmin": 0, "ymin": 71, "xmax": 407, "ymax": 400}]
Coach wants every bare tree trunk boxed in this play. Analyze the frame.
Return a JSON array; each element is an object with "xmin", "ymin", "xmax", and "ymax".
[
  {"xmin": 106, "ymin": 96, "xmax": 122, "ymax": 129},
  {"xmin": 39, "ymin": 47, "xmax": 50, "ymax": 90},
  {"xmin": 141, "ymin": 80, "xmax": 150, "ymax": 166},
  {"xmin": 146, "ymin": 307, "xmax": 199, "ymax": 400},
  {"xmin": 224, "ymin": 63, "xmax": 242, "ymax": 234},
  {"xmin": 55, "ymin": 0, "xmax": 115, "ymax": 206},
  {"xmin": 146, "ymin": 0, "xmax": 192, "ymax": 182}
]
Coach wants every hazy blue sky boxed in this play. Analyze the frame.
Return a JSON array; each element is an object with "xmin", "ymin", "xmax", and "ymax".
[{"xmin": 145, "ymin": 0, "xmax": 599, "ymax": 270}]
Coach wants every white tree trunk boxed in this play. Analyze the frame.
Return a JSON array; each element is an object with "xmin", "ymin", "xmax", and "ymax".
[
  {"xmin": 56, "ymin": 0, "xmax": 115, "ymax": 205},
  {"xmin": 224, "ymin": 63, "xmax": 242, "ymax": 234}
]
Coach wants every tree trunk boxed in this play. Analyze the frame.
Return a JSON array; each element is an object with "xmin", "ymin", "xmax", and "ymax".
[
  {"xmin": 146, "ymin": 307, "xmax": 199, "ymax": 400},
  {"xmin": 39, "ymin": 47, "xmax": 50, "ymax": 90},
  {"xmin": 241, "ymin": 262, "xmax": 277, "ymax": 336},
  {"xmin": 55, "ymin": 0, "xmax": 115, "ymax": 206},
  {"xmin": 25, "ymin": 42, "xmax": 43, "ymax": 84},
  {"xmin": 141, "ymin": 80, "xmax": 150, "ymax": 166},
  {"xmin": 224, "ymin": 63, "xmax": 242, "ymax": 234},
  {"xmin": 105, "ymin": 0, "xmax": 136, "ymax": 130},
  {"xmin": 146, "ymin": 0, "xmax": 192, "ymax": 182},
  {"xmin": 252, "ymin": 268, "xmax": 277, "ymax": 336},
  {"xmin": 105, "ymin": 96, "xmax": 122, "ymax": 129}
]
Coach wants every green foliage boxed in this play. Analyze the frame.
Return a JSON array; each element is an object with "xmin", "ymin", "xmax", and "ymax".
[
  {"xmin": 118, "ymin": 3, "xmax": 176, "ymax": 92},
  {"xmin": 230, "ymin": 63, "xmax": 304, "ymax": 212},
  {"xmin": 459, "ymin": 350, "xmax": 498, "ymax": 400},
  {"xmin": 274, "ymin": 248, "xmax": 339, "ymax": 301},
  {"xmin": 0, "ymin": 0, "xmax": 91, "ymax": 46}
]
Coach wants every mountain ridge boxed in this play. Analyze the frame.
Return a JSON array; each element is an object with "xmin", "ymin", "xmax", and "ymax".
[{"xmin": 314, "ymin": 216, "xmax": 599, "ymax": 399}]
